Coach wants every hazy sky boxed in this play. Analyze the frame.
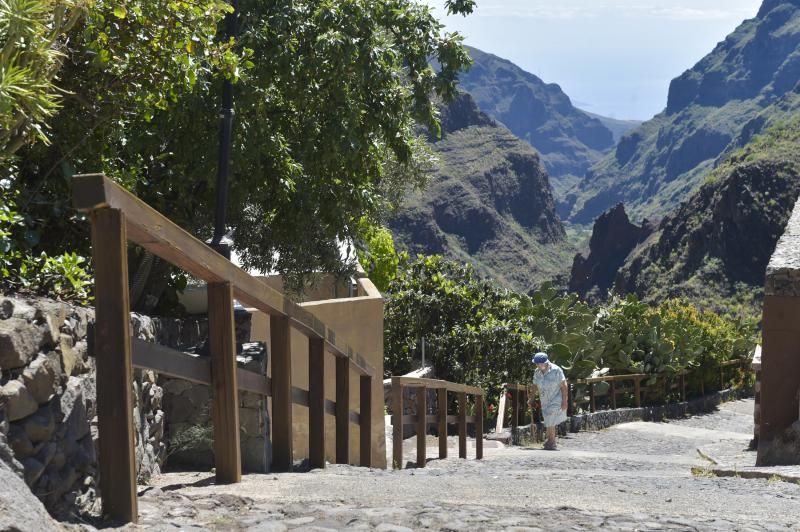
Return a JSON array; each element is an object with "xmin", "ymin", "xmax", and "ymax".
[{"xmin": 424, "ymin": 0, "xmax": 763, "ymax": 120}]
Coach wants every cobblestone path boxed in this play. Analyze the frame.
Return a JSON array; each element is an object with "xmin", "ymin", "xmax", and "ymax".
[{"xmin": 123, "ymin": 400, "xmax": 800, "ymax": 531}]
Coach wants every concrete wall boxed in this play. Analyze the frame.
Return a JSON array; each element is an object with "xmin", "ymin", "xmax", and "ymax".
[
  {"xmin": 759, "ymin": 201, "xmax": 800, "ymax": 466},
  {"xmin": 248, "ymin": 275, "xmax": 387, "ymax": 468}
]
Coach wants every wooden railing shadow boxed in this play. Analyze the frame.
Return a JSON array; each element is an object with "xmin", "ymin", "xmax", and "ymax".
[{"xmin": 73, "ymin": 174, "xmax": 378, "ymax": 524}]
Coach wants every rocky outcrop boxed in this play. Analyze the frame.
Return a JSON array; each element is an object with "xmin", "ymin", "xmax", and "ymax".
[
  {"xmin": 570, "ymin": 0, "xmax": 800, "ymax": 224},
  {"xmin": 615, "ymin": 116, "xmax": 800, "ymax": 312},
  {"xmin": 568, "ymin": 204, "xmax": 653, "ymax": 298},
  {"xmin": 458, "ymin": 46, "xmax": 616, "ymax": 196},
  {"xmin": 390, "ymin": 93, "xmax": 574, "ymax": 293}
]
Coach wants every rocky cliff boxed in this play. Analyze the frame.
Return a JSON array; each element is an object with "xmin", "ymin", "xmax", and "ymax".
[
  {"xmin": 614, "ymin": 114, "xmax": 800, "ymax": 314},
  {"xmin": 458, "ymin": 47, "xmax": 623, "ymax": 200},
  {"xmin": 569, "ymin": 204, "xmax": 653, "ymax": 299},
  {"xmin": 569, "ymin": 0, "xmax": 800, "ymax": 224},
  {"xmin": 390, "ymin": 93, "xmax": 574, "ymax": 292}
]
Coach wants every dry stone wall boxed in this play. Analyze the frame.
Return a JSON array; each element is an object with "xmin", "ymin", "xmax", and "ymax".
[{"xmin": 0, "ymin": 296, "xmax": 168, "ymax": 518}]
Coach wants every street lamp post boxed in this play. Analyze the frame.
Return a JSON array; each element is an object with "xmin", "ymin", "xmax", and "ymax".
[{"xmin": 210, "ymin": 0, "xmax": 238, "ymax": 260}]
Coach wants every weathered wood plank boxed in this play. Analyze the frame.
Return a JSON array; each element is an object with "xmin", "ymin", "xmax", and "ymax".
[
  {"xmin": 72, "ymin": 174, "xmax": 375, "ymax": 378},
  {"xmin": 416, "ymin": 386, "xmax": 427, "ymax": 468},
  {"xmin": 336, "ymin": 356, "xmax": 350, "ymax": 464},
  {"xmin": 270, "ymin": 315, "xmax": 292, "ymax": 472},
  {"xmin": 360, "ymin": 375, "xmax": 372, "ymax": 467},
  {"xmin": 309, "ymin": 338, "xmax": 325, "ymax": 469},
  {"xmin": 437, "ymin": 387, "xmax": 448, "ymax": 460},
  {"xmin": 475, "ymin": 394, "xmax": 484, "ymax": 460},
  {"xmin": 458, "ymin": 392, "xmax": 467, "ymax": 459},
  {"xmin": 131, "ymin": 339, "xmax": 270, "ymax": 395},
  {"xmin": 208, "ymin": 282, "xmax": 241, "ymax": 484},
  {"xmin": 392, "ymin": 378, "xmax": 403, "ymax": 470},
  {"xmin": 92, "ymin": 208, "xmax": 137, "ymax": 523}
]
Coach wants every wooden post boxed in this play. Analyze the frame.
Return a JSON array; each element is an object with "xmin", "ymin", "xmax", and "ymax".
[
  {"xmin": 475, "ymin": 394, "xmax": 484, "ymax": 460},
  {"xmin": 308, "ymin": 337, "xmax": 325, "ymax": 469},
  {"xmin": 416, "ymin": 386, "xmax": 427, "ymax": 467},
  {"xmin": 610, "ymin": 380, "xmax": 617, "ymax": 409},
  {"xmin": 458, "ymin": 391, "xmax": 467, "ymax": 459},
  {"xmin": 589, "ymin": 382, "xmax": 596, "ymax": 412},
  {"xmin": 680, "ymin": 373, "xmax": 686, "ymax": 402},
  {"xmin": 208, "ymin": 282, "xmax": 242, "ymax": 484},
  {"xmin": 437, "ymin": 387, "xmax": 448, "ymax": 459},
  {"xmin": 270, "ymin": 315, "xmax": 292, "ymax": 471},
  {"xmin": 360, "ymin": 375, "xmax": 372, "ymax": 468},
  {"xmin": 634, "ymin": 378, "xmax": 642, "ymax": 408},
  {"xmin": 521, "ymin": 390, "xmax": 528, "ymax": 425},
  {"xmin": 510, "ymin": 389, "xmax": 518, "ymax": 436},
  {"xmin": 92, "ymin": 208, "xmax": 137, "ymax": 523},
  {"xmin": 392, "ymin": 378, "xmax": 403, "ymax": 469},
  {"xmin": 336, "ymin": 356, "xmax": 350, "ymax": 464},
  {"xmin": 720, "ymin": 366, "xmax": 725, "ymax": 390},
  {"xmin": 567, "ymin": 383, "xmax": 573, "ymax": 416}
]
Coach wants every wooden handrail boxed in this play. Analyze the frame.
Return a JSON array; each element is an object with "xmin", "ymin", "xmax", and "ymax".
[
  {"xmin": 74, "ymin": 173, "xmax": 377, "ymax": 523},
  {"xmin": 500, "ymin": 361, "xmax": 752, "ymax": 427},
  {"xmin": 390, "ymin": 376, "xmax": 484, "ymax": 469},
  {"xmin": 73, "ymin": 173, "xmax": 375, "ymax": 378}
]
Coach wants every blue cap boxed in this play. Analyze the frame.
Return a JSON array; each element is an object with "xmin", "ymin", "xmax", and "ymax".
[{"xmin": 532, "ymin": 352, "xmax": 548, "ymax": 364}]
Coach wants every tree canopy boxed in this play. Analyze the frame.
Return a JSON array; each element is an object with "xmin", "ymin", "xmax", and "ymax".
[{"xmin": 2, "ymin": 0, "xmax": 475, "ymax": 302}]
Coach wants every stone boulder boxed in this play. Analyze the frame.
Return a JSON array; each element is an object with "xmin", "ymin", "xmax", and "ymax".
[
  {"xmin": 0, "ymin": 318, "xmax": 47, "ymax": 370},
  {"xmin": 0, "ymin": 380, "xmax": 39, "ymax": 421}
]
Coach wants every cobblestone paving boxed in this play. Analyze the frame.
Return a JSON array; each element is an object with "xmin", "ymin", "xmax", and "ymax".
[{"xmin": 121, "ymin": 400, "xmax": 800, "ymax": 531}]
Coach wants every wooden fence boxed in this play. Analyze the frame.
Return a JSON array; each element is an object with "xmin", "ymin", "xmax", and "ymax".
[
  {"xmin": 498, "ymin": 359, "xmax": 752, "ymax": 431},
  {"xmin": 390, "ymin": 377, "xmax": 484, "ymax": 469},
  {"xmin": 73, "ymin": 174, "xmax": 378, "ymax": 524}
]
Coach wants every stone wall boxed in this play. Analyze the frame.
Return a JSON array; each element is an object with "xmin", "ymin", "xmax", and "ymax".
[
  {"xmin": 0, "ymin": 296, "xmax": 168, "ymax": 518},
  {"xmin": 162, "ymin": 340, "xmax": 271, "ymax": 473}
]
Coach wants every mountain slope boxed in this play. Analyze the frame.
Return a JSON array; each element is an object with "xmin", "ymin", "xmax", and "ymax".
[
  {"xmin": 614, "ymin": 110, "xmax": 800, "ymax": 315},
  {"xmin": 389, "ymin": 93, "xmax": 575, "ymax": 292},
  {"xmin": 569, "ymin": 0, "xmax": 800, "ymax": 224},
  {"xmin": 458, "ymin": 46, "xmax": 616, "ymax": 198},
  {"xmin": 581, "ymin": 111, "xmax": 642, "ymax": 143}
]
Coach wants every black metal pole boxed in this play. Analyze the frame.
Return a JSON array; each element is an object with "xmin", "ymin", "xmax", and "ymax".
[{"xmin": 211, "ymin": 0, "xmax": 238, "ymax": 259}]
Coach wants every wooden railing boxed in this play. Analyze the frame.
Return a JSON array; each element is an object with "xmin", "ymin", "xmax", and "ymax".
[
  {"xmin": 499, "ymin": 359, "xmax": 752, "ymax": 431},
  {"xmin": 390, "ymin": 377, "xmax": 484, "ymax": 469},
  {"xmin": 73, "ymin": 174, "xmax": 378, "ymax": 524}
]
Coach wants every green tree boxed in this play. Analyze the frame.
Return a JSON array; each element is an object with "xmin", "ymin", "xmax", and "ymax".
[{"xmin": 9, "ymin": 0, "xmax": 474, "ymax": 303}]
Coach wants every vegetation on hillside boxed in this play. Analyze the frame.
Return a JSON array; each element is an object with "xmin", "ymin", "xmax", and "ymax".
[
  {"xmin": 1, "ymin": 0, "xmax": 475, "ymax": 307},
  {"xmin": 615, "ymin": 114, "xmax": 800, "ymax": 318},
  {"xmin": 458, "ymin": 46, "xmax": 617, "ymax": 198},
  {"xmin": 390, "ymin": 93, "xmax": 575, "ymax": 293},
  {"xmin": 385, "ymin": 254, "xmax": 757, "ymax": 404}
]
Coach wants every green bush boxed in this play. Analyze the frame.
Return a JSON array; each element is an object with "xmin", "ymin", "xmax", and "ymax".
[{"xmin": 384, "ymin": 254, "xmax": 758, "ymax": 403}]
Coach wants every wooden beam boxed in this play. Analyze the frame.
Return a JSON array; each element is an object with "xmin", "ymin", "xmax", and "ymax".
[
  {"xmin": 634, "ymin": 378, "xmax": 642, "ymax": 408},
  {"xmin": 336, "ymin": 356, "xmax": 350, "ymax": 464},
  {"xmin": 458, "ymin": 392, "xmax": 467, "ymax": 459},
  {"xmin": 72, "ymin": 173, "xmax": 375, "ymax": 380},
  {"xmin": 309, "ymin": 338, "xmax": 325, "ymax": 469},
  {"xmin": 270, "ymin": 315, "xmax": 292, "ymax": 472},
  {"xmin": 392, "ymin": 378, "xmax": 403, "ymax": 469},
  {"xmin": 325, "ymin": 399, "xmax": 337, "ymax": 417},
  {"xmin": 610, "ymin": 380, "xmax": 617, "ymax": 410},
  {"xmin": 416, "ymin": 387, "xmax": 427, "ymax": 468},
  {"xmin": 131, "ymin": 339, "xmax": 210, "ymax": 385},
  {"xmin": 437, "ymin": 387, "xmax": 448, "ymax": 459},
  {"xmin": 360, "ymin": 375, "xmax": 372, "ymax": 467},
  {"xmin": 92, "ymin": 208, "xmax": 137, "ymax": 524},
  {"xmin": 475, "ymin": 394, "xmax": 484, "ymax": 460},
  {"xmin": 208, "ymin": 282, "xmax": 241, "ymax": 484},
  {"xmin": 589, "ymin": 382, "xmax": 596, "ymax": 413},
  {"xmin": 131, "ymin": 339, "xmax": 270, "ymax": 396}
]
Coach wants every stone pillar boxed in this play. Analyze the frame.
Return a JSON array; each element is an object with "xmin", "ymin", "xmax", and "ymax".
[{"xmin": 758, "ymin": 203, "xmax": 800, "ymax": 466}]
